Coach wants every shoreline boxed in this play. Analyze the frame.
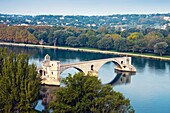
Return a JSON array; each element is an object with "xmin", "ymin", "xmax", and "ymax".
[{"xmin": 0, "ymin": 42, "xmax": 170, "ymax": 61}]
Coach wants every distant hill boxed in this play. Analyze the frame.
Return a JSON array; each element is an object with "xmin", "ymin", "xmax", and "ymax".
[{"xmin": 0, "ymin": 13, "xmax": 170, "ymax": 30}]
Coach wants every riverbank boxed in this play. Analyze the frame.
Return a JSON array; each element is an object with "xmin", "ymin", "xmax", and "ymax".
[{"xmin": 0, "ymin": 42, "xmax": 170, "ymax": 61}]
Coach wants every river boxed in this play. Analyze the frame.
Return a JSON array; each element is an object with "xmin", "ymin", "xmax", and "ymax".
[{"xmin": 1, "ymin": 45, "xmax": 170, "ymax": 113}]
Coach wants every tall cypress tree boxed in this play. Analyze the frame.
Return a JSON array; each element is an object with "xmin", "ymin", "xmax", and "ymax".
[{"xmin": 0, "ymin": 48, "xmax": 41, "ymax": 113}]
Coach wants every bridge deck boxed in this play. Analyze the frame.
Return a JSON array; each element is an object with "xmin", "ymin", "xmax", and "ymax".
[{"xmin": 60, "ymin": 57, "xmax": 123, "ymax": 67}]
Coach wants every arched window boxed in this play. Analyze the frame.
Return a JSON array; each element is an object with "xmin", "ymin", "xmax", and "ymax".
[
  {"xmin": 91, "ymin": 65, "xmax": 94, "ymax": 71},
  {"xmin": 127, "ymin": 58, "xmax": 130, "ymax": 64}
]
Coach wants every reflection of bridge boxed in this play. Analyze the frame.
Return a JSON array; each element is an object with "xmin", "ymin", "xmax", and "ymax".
[
  {"xmin": 108, "ymin": 72, "xmax": 135, "ymax": 86},
  {"xmin": 39, "ymin": 54, "xmax": 136, "ymax": 86}
]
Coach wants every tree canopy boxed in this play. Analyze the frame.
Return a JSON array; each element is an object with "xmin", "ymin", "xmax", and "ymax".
[
  {"xmin": 0, "ymin": 25, "xmax": 170, "ymax": 56},
  {"xmin": 0, "ymin": 48, "xmax": 41, "ymax": 113},
  {"xmin": 154, "ymin": 42, "xmax": 168, "ymax": 56},
  {"xmin": 49, "ymin": 72, "xmax": 134, "ymax": 113}
]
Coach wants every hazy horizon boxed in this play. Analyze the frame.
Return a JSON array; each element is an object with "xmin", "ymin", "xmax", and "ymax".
[
  {"xmin": 0, "ymin": 0, "xmax": 170, "ymax": 16},
  {"xmin": 1, "ymin": 12, "xmax": 170, "ymax": 16}
]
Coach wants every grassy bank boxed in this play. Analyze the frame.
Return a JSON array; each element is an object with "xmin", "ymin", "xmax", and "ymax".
[{"xmin": 0, "ymin": 42, "xmax": 170, "ymax": 61}]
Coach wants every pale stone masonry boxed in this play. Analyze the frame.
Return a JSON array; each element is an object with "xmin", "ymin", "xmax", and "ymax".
[{"xmin": 39, "ymin": 54, "xmax": 136, "ymax": 86}]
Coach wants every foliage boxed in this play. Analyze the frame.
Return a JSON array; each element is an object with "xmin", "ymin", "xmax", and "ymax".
[
  {"xmin": 49, "ymin": 72, "xmax": 134, "ymax": 113},
  {"xmin": 55, "ymin": 30, "xmax": 74, "ymax": 46},
  {"xmin": 97, "ymin": 37, "xmax": 114, "ymax": 50},
  {"xmin": 154, "ymin": 42, "xmax": 168, "ymax": 56},
  {"xmin": 114, "ymin": 38, "xmax": 127, "ymax": 52},
  {"xmin": 0, "ymin": 25, "xmax": 170, "ymax": 56},
  {"xmin": 0, "ymin": 26, "xmax": 38, "ymax": 44},
  {"xmin": 0, "ymin": 48, "xmax": 41, "ymax": 113},
  {"xmin": 164, "ymin": 36, "xmax": 170, "ymax": 53},
  {"xmin": 98, "ymin": 26, "xmax": 108, "ymax": 34},
  {"xmin": 144, "ymin": 31, "xmax": 164, "ymax": 39},
  {"xmin": 147, "ymin": 37, "xmax": 163, "ymax": 52},
  {"xmin": 87, "ymin": 36, "xmax": 101, "ymax": 48},
  {"xmin": 134, "ymin": 38, "xmax": 148, "ymax": 53},
  {"xmin": 127, "ymin": 32, "xmax": 144, "ymax": 41},
  {"xmin": 77, "ymin": 34, "xmax": 88, "ymax": 47},
  {"xmin": 66, "ymin": 36, "xmax": 79, "ymax": 47},
  {"xmin": 105, "ymin": 33, "xmax": 121, "ymax": 40}
]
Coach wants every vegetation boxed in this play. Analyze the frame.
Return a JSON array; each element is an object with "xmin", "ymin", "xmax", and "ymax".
[
  {"xmin": 49, "ymin": 72, "xmax": 134, "ymax": 113},
  {"xmin": 0, "ymin": 26, "xmax": 38, "ymax": 44},
  {"xmin": 154, "ymin": 42, "xmax": 168, "ymax": 56},
  {"xmin": 1, "ymin": 24, "xmax": 170, "ymax": 56},
  {"xmin": 0, "ymin": 48, "xmax": 41, "ymax": 113}
]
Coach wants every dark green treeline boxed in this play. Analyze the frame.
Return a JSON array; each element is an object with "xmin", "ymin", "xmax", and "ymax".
[{"xmin": 1, "ymin": 25, "xmax": 170, "ymax": 56}]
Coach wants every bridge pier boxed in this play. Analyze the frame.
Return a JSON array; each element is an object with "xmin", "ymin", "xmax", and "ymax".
[
  {"xmin": 114, "ymin": 57, "xmax": 136, "ymax": 72},
  {"xmin": 87, "ymin": 70, "xmax": 98, "ymax": 77}
]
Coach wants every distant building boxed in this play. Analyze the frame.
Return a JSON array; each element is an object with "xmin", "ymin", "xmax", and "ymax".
[
  {"xmin": 122, "ymin": 17, "xmax": 127, "ymax": 21},
  {"xmin": 91, "ymin": 24, "xmax": 96, "ymax": 27},
  {"xmin": 115, "ymin": 25, "xmax": 128, "ymax": 31},
  {"xmin": 161, "ymin": 24, "xmax": 168, "ymax": 29},
  {"xmin": 25, "ymin": 19, "xmax": 31, "ymax": 23},
  {"xmin": 163, "ymin": 16, "xmax": 170, "ymax": 21},
  {"xmin": 136, "ymin": 25, "xmax": 143, "ymax": 29}
]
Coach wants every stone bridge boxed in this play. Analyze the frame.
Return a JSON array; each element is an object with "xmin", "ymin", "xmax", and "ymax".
[{"xmin": 40, "ymin": 54, "xmax": 136, "ymax": 86}]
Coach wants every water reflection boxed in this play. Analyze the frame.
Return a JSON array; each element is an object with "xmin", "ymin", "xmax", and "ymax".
[
  {"xmin": 38, "ymin": 85, "xmax": 59, "ymax": 112},
  {"xmin": 132, "ymin": 57, "xmax": 169, "ymax": 71},
  {"xmin": 132, "ymin": 57, "xmax": 147, "ymax": 71},
  {"xmin": 108, "ymin": 72, "xmax": 135, "ymax": 86},
  {"xmin": 0, "ymin": 45, "xmax": 116, "ymax": 62}
]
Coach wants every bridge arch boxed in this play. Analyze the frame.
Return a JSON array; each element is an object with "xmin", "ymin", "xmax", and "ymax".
[
  {"xmin": 96, "ymin": 60, "xmax": 122, "ymax": 72},
  {"xmin": 60, "ymin": 66, "xmax": 84, "ymax": 75}
]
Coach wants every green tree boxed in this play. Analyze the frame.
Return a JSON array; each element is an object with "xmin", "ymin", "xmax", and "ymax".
[
  {"xmin": 54, "ymin": 30, "xmax": 74, "ymax": 46},
  {"xmin": 127, "ymin": 32, "xmax": 144, "ymax": 52},
  {"xmin": 134, "ymin": 38, "xmax": 148, "ymax": 53},
  {"xmin": 27, "ymin": 28, "xmax": 35, "ymax": 34},
  {"xmin": 87, "ymin": 36, "xmax": 101, "ymax": 48},
  {"xmin": 145, "ymin": 31, "xmax": 164, "ymax": 39},
  {"xmin": 105, "ymin": 34, "xmax": 121, "ymax": 40},
  {"xmin": 77, "ymin": 34, "xmax": 88, "ymax": 47},
  {"xmin": 86, "ymin": 29, "xmax": 96, "ymax": 37},
  {"xmin": 154, "ymin": 42, "xmax": 168, "ymax": 56},
  {"xmin": 164, "ymin": 35, "xmax": 170, "ymax": 53},
  {"xmin": 114, "ymin": 38, "xmax": 127, "ymax": 52},
  {"xmin": 49, "ymin": 72, "xmax": 134, "ymax": 113},
  {"xmin": 66, "ymin": 36, "xmax": 79, "ymax": 47},
  {"xmin": 97, "ymin": 26, "xmax": 108, "ymax": 34},
  {"xmin": 47, "ymin": 31, "xmax": 55, "ymax": 45},
  {"xmin": 127, "ymin": 32, "xmax": 144, "ymax": 41},
  {"xmin": 97, "ymin": 37, "xmax": 114, "ymax": 50},
  {"xmin": 0, "ymin": 48, "xmax": 41, "ymax": 113},
  {"xmin": 147, "ymin": 38, "xmax": 162, "ymax": 52}
]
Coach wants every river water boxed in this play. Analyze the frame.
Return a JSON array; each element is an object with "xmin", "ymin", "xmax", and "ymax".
[{"xmin": 1, "ymin": 45, "xmax": 170, "ymax": 113}]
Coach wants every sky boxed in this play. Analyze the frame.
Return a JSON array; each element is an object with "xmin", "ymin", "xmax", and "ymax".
[{"xmin": 0, "ymin": 0, "xmax": 170, "ymax": 16}]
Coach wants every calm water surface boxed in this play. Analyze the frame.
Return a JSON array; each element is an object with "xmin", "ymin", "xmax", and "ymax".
[{"xmin": 1, "ymin": 45, "xmax": 170, "ymax": 113}]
